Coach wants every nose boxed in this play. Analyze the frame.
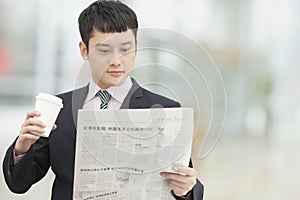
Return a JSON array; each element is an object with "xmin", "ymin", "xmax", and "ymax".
[{"xmin": 109, "ymin": 52, "xmax": 121, "ymax": 67}]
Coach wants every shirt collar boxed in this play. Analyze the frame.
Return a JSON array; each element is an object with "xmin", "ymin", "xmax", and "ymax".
[{"xmin": 85, "ymin": 77, "xmax": 133, "ymax": 104}]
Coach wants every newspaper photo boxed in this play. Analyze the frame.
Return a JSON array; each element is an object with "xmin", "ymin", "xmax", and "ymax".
[{"xmin": 73, "ymin": 107, "xmax": 194, "ymax": 200}]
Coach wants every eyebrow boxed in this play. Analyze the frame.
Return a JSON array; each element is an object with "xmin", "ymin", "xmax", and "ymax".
[
  {"xmin": 120, "ymin": 41, "xmax": 132, "ymax": 46},
  {"xmin": 95, "ymin": 43, "xmax": 109, "ymax": 47},
  {"xmin": 95, "ymin": 41, "xmax": 133, "ymax": 47}
]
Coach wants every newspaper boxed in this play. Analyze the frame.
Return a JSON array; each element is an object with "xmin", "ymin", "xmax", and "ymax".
[{"xmin": 73, "ymin": 108, "xmax": 194, "ymax": 200}]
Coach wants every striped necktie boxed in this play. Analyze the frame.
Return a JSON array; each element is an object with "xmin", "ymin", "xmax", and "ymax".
[{"xmin": 96, "ymin": 90, "xmax": 111, "ymax": 109}]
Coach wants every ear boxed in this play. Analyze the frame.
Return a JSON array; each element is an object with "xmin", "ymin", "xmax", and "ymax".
[
  {"xmin": 79, "ymin": 41, "xmax": 88, "ymax": 60},
  {"xmin": 134, "ymin": 40, "xmax": 138, "ymax": 57}
]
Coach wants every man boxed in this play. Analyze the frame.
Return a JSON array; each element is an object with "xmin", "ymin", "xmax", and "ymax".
[{"xmin": 2, "ymin": 1, "xmax": 204, "ymax": 199}]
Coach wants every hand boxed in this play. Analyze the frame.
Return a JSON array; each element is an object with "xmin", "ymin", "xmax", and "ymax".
[
  {"xmin": 160, "ymin": 166, "xmax": 197, "ymax": 197},
  {"xmin": 14, "ymin": 110, "xmax": 57, "ymax": 156}
]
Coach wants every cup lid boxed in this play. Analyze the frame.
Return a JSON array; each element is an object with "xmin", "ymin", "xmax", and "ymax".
[{"xmin": 36, "ymin": 93, "xmax": 63, "ymax": 107}]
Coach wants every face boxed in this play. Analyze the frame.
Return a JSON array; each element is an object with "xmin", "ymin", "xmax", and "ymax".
[{"xmin": 79, "ymin": 29, "xmax": 136, "ymax": 89}]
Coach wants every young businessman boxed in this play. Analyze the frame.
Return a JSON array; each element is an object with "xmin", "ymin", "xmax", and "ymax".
[{"xmin": 2, "ymin": 1, "xmax": 204, "ymax": 199}]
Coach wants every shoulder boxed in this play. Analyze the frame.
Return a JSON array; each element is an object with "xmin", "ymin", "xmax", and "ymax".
[
  {"xmin": 127, "ymin": 78, "xmax": 181, "ymax": 108},
  {"xmin": 56, "ymin": 85, "xmax": 89, "ymax": 102},
  {"xmin": 140, "ymin": 87, "xmax": 180, "ymax": 107},
  {"xmin": 53, "ymin": 85, "xmax": 89, "ymax": 113}
]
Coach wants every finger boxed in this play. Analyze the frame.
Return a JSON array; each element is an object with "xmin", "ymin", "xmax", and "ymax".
[
  {"xmin": 170, "ymin": 179, "xmax": 185, "ymax": 189},
  {"xmin": 170, "ymin": 182, "xmax": 189, "ymax": 196},
  {"xmin": 18, "ymin": 132, "xmax": 41, "ymax": 141},
  {"xmin": 20, "ymin": 125, "xmax": 45, "ymax": 135},
  {"xmin": 25, "ymin": 110, "xmax": 41, "ymax": 120},
  {"xmin": 170, "ymin": 179, "xmax": 194, "ymax": 191},
  {"xmin": 160, "ymin": 172, "xmax": 189, "ymax": 183},
  {"xmin": 173, "ymin": 166, "xmax": 197, "ymax": 177},
  {"xmin": 22, "ymin": 118, "xmax": 46, "ymax": 128},
  {"xmin": 52, "ymin": 124, "xmax": 57, "ymax": 131}
]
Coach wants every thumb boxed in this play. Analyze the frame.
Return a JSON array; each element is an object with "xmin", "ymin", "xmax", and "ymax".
[{"xmin": 52, "ymin": 124, "xmax": 57, "ymax": 131}]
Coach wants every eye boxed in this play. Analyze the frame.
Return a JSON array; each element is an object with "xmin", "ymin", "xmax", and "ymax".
[
  {"xmin": 97, "ymin": 49, "xmax": 110, "ymax": 54},
  {"xmin": 120, "ymin": 43, "xmax": 133, "ymax": 53},
  {"xmin": 121, "ymin": 47, "xmax": 132, "ymax": 53}
]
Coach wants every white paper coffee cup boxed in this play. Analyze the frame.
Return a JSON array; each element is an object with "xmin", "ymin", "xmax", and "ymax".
[{"xmin": 33, "ymin": 93, "xmax": 63, "ymax": 137}]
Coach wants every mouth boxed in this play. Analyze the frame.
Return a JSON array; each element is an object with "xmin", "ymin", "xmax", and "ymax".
[{"xmin": 107, "ymin": 70, "xmax": 125, "ymax": 77}]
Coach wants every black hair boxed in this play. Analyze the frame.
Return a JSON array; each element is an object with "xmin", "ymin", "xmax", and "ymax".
[{"xmin": 78, "ymin": 0, "xmax": 138, "ymax": 49}]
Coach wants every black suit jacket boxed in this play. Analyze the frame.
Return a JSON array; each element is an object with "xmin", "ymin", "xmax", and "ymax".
[{"xmin": 3, "ymin": 79, "xmax": 204, "ymax": 200}]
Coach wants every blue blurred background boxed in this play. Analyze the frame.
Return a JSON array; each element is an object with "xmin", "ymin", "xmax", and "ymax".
[{"xmin": 1, "ymin": 0, "xmax": 300, "ymax": 199}]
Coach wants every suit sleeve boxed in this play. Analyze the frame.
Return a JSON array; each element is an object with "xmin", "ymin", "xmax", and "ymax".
[
  {"xmin": 2, "ymin": 137, "xmax": 50, "ymax": 193},
  {"xmin": 188, "ymin": 160, "xmax": 204, "ymax": 200},
  {"xmin": 191, "ymin": 179, "xmax": 204, "ymax": 200},
  {"xmin": 173, "ymin": 103, "xmax": 204, "ymax": 199}
]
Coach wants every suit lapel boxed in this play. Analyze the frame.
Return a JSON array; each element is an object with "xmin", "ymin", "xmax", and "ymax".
[
  {"xmin": 120, "ymin": 78, "xmax": 143, "ymax": 109},
  {"xmin": 71, "ymin": 84, "xmax": 89, "ymax": 126}
]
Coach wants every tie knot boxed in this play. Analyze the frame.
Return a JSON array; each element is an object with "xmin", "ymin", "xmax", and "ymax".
[{"xmin": 96, "ymin": 90, "xmax": 111, "ymax": 109}]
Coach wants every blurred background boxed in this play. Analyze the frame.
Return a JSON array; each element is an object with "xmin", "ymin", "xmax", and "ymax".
[{"xmin": 1, "ymin": 0, "xmax": 300, "ymax": 199}]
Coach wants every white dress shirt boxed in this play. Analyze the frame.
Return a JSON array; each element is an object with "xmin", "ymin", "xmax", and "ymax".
[{"xmin": 83, "ymin": 77, "xmax": 133, "ymax": 110}]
